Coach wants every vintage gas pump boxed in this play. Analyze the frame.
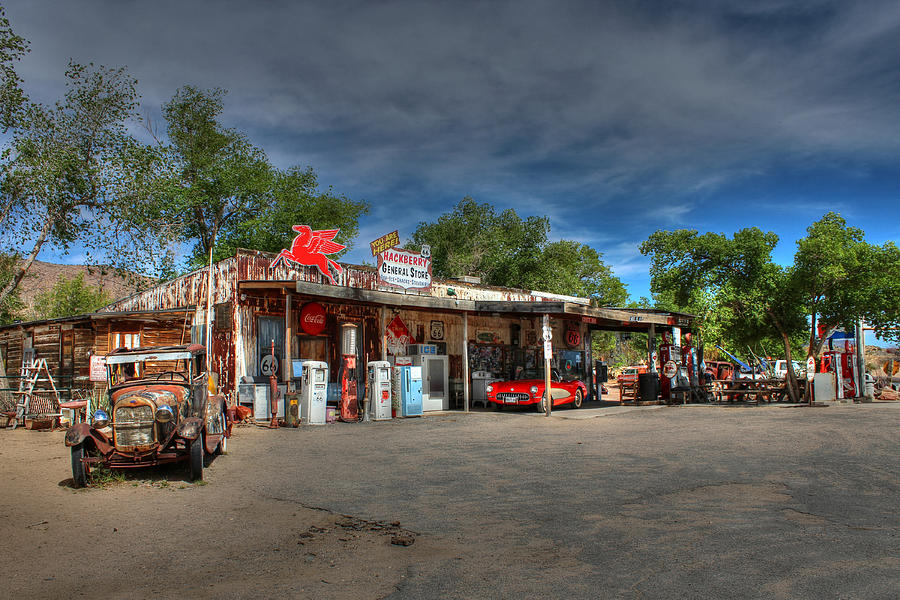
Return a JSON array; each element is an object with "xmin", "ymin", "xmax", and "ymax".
[
  {"xmin": 300, "ymin": 360, "xmax": 328, "ymax": 425},
  {"xmin": 367, "ymin": 361, "xmax": 392, "ymax": 421},
  {"xmin": 268, "ymin": 339, "xmax": 281, "ymax": 428},
  {"xmin": 339, "ymin": 323, "xmax": 359, "ymax": 421},
  {"xmin": 682, "ymin": 333, "xmax": 699, "ymax": 388},
  {"xmin": 658, "ymin": 331, "xmax": 682, "ymax": 401}
]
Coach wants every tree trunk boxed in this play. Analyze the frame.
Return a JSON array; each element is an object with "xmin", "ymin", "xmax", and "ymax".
[
  {"xmin": 781, "ymin": 331, "xmax": 800, "ymax": 403},
  {"xmin": 0, "ymin": 213, "xmax": 54, "ymax": 310}
]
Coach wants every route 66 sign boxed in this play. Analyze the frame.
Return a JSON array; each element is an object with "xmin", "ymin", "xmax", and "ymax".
[
  {"xmin": 565, "ymin": 329, "xmax": 581, "ymax": 348},
  {"xmin": 260, "ymin": 354, "xmax": 279, "ymax": 377}
]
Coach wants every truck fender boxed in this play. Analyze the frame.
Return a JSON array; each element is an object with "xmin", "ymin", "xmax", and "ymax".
[
  {"xmin": 65, "ymin": 423, "xmax": 94, "ymax": 447},
  {"xmin": 176, "ymin": 417, "xmax": 203, "ymax": 441}
]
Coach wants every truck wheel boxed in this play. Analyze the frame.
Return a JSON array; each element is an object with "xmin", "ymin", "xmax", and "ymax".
[
  {"xmin": 572, "ymin": 389, "xmax": 583, "ymax": 409},
  {"xmin": 71, "ymin": 443, "xmax": 87, "ymax": 488},
  {"xmin": 189, "ymin": 436, "xmax": 204, "ymax": 481},
  {"xmin": 215, "ymin": 406, "xmax": 228, "ymax": 455}
]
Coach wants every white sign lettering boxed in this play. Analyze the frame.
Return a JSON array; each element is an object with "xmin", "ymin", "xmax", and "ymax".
[{"xmin": 377, "ymin": 247, "xmax": 433, "ymax": 290}]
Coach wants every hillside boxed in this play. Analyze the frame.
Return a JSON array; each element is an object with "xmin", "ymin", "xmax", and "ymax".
[{"xmin": 14, "ymin": 260, "xmax": 154, "ymax": 321}]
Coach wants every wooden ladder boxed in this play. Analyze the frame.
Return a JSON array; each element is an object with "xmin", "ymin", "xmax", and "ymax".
[{"xmin": 11, "ymin": 358, "xmax": 60, "ymax": 429}]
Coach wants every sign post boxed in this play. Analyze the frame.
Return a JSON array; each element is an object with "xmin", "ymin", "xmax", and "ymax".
[{"xmin": 543, "ymin": 314, "xmax": 552, "ymax": 417}]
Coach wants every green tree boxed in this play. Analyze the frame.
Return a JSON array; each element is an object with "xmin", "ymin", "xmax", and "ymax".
[
  {"xmin": 793, "ymin": 212, "xmax": 900, "ymax": 354},
  {"xmin": 0, "ymin": 5, "xmax": 27, "ymax": 130},
  {"xmin": 640, "ymin": 227, "xmax": 808, "ymax": 400},
  {"xmin": 0, "ymin": 60, "xmax": 173, "ymax": 312},
  {"xmin": 159, "ymin": 86, "xmax": 272, "ymax": 267},
  {"xmin": 213, "ymin": 166, "xmax": 368, "ymax": 262},
  {"xmin": 409, "ymin": 197, "xmax": 627, "ymax": 305},
  {"xmin": 156, "ymin": 87, "xmax": 367, "ymax": 267},
  {"xmin": 33, "ymin": 272, "xmax": 111, "ymax": 319},
  {"xmin": 0, "ymin": 253, "xmax": 23, "ymax": 324}
]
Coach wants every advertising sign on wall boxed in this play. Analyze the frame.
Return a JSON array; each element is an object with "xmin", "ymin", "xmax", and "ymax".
[
  {"xmin": 300, "ymin": 302, "xmax": 326, "ymax": 335},
  {"xmin": 370, "ymin": 230, "xmax": 400, "ymax": 256},
  {"xmin": 89, "ymin": 354, "xmax": 107, "ymax": 382},
  {"xmin": 377, "ymin": 245, "xmax": 432, "ymax": 291}
]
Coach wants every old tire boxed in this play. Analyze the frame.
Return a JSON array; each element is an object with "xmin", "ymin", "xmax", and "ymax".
[
  {"xmin": 71, "ymin": 443, "xmax": 87, "ymax": 488},
  {"xmin": 189, "ymin": 436, "xmax": 204, "ymax": 481},
  {"xmin": 572, "ymin": 389, "xmax": 583, "ymax": 409},
  {"xmin": 535, "ymin": 395, "xmax": 549, "ymax": 413}
]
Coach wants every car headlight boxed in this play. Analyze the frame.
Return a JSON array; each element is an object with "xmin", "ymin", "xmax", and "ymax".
[
  {"xmin": 486, "ymin": 384, "xmax": 493, "ymax": 393},
  {"xmin": 155, "ymin": 405, "xmax": 175, "ymax": 423},
  {"xmin": 92, "ymin": 409, "xmax": 109, "ymax": 428},
  {"xmin": 530, "ymin": 386, "xmax": 539, "ymax": 395}
]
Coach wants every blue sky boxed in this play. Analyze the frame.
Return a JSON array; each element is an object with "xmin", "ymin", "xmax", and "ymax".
[{"xmin": 4, "ymin": 1, "xmax": 899, "ymax": 340}]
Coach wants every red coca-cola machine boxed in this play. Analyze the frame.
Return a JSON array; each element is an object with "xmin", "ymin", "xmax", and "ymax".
[{"xmin": 658, "ymin": 331, "xmax": 682, "ymax": 401}]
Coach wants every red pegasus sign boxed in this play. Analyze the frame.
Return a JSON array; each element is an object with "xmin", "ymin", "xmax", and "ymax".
[{"xmin": 271, "ymin": 225, "xmax": 345, "ymax": 284}]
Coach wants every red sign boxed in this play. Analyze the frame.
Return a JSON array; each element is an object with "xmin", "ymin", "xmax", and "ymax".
[
  {"xmin": 385, "ymin": 315, "xmax": 414, "ymax": 355},
  {"xmin": 271, "ymin": 225, "xmax": 345, "ymax": 285},
  {"xmin": 300, "ymin": 302, "xmax": 327, "ymax": 335},
  {"xmin": 565, "ymin": 329, "xmax": 581, "ymax": 348}
]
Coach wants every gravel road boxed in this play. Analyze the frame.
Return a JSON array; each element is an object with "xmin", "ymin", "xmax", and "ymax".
[{"xmin": 2, "ymin": 401, "xmax": 898, "ymax": 599}]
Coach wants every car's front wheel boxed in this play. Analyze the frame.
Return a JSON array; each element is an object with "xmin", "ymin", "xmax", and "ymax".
[
  {"xmin": 535, "ymin": 395, "xmax": 549, "ymax": 413},
  {"xmin": 189, "ymin": 436, "xmax": 204, "ymax": 482},
  {"xmin": 71, "ymin": 443, "xmax": 87, "ymax": 488},
  {"xmin": 572, "ymin": 389, "xmax": 583, "ymax": 409}
]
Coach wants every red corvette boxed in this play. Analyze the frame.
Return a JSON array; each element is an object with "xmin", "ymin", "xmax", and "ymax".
[{"xmin": 486, "ymin": 368, "xmax": 588, "ymax": 411}]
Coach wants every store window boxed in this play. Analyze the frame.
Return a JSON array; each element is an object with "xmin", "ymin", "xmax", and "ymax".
[{"xmin": 257, "ymin": 316, "xmax": 284, "ymax": 378}]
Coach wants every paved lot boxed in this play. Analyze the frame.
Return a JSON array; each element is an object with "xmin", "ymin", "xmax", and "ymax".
[{"xmin": 2, "ymin": 401, "xmax": 899, "ymax": 599}]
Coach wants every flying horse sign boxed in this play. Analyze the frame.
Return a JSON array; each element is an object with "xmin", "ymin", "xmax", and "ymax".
[{"xmin": 272, "ymin": 225, "xmax": 345, "ymax": 284}]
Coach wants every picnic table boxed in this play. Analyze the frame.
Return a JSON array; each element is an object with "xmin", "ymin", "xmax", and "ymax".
[{"xmin": 710, "ymin": 378, "xmax": 789, "ymax": 404}]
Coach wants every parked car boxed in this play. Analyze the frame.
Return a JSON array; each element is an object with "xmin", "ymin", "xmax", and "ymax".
[
  {"xmin": 65, "ymin": 344, "xmax": 231, "ymax": 487},
  {"xmin": 773, "ymin": 360, "xmax": 803, "ymax": 379},
  {"xmin": 617, "ymin": 365, "xmax": 648, "ymax": 385},
  {"xmin": 486, "ymin": 368, "xmax": 588, "ymax": 411}
]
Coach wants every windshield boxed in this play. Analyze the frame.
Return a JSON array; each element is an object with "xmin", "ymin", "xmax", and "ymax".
[{"xmin": 518, "ymin": 368, "xmax": 559, "ymax": 381}]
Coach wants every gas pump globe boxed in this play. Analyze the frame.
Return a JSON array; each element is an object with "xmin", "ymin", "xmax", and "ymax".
[{"xmin": 339, "ymin": 323, "xmax": 359, "ymax": 421}]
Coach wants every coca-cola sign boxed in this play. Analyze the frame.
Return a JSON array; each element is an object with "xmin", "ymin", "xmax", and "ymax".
[{"xmin": 300, "ymin": 302, "xmax": 326, "ymax": 335}]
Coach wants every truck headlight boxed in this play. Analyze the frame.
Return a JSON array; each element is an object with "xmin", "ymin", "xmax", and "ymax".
[
  {"xmin": 92, "ymin": 409, "xmax": 109, "ymax": 428},
  {"xmin": 155, "ymin": 405, "xmax": 174, "ymax": 423}
]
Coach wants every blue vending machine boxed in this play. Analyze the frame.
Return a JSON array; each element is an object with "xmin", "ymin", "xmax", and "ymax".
[{"xmin": 396, "ymin": 365, "xmax": 423, "ymax": 417}]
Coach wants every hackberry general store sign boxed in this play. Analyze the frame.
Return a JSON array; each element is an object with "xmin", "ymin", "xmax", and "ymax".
[{"xmin": 377, "ymin": 245, "xmax": 432, "ymax": 291}]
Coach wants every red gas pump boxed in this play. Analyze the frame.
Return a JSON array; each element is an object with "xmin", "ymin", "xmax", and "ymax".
[
  {"xmin": 821, "ymin": 349, "xmax": 858, "ymax": 400},
  {"xmin": 268, "ymin": 339, "xmax": 281, "ymax": 428},
  {"xmin": 658, "ymin": 331, "xmax": 681, "ymax": 401},
  {"xmin": 339, "ymin": 323, "xmax": 359, "ymax": 421}
]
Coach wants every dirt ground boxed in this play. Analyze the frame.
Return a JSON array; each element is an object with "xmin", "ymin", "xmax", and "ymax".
[{"xmin": 2, "ymin": 401, "xmax": 899, "ymax": 599}]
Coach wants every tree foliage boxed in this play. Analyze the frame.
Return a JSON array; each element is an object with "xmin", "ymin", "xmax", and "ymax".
[
  {"xmin": 0, "ymin": 59, "xmax": 174, "ymax": 311},
  {"xmin": 156, "ymin": 86, "xmax": 368, "ymax": 268},
  {"xmin": 213, "ymin": 166, "xmax": 368, "ymax": 263},
  {"xmin": 0, "ymin": 253, "xmax": 23, "ymax": 324},
  {"xmin": 640, "ymin": 227, "xmax": 807, "ymax": 399},
  {"xmin": 641, "ymin": 213, "xmax": 900, "ymax": 399},
  {"xmin": 793, "ymin": 212, "xmax": 900, "ymax": 350},
  {"xmin": 408, "ymin": 197, "xmax": 627, "ymax": 305},
  {"xmin": 34, "ymin": 272, "xmax": 111, "ymax": 319}
]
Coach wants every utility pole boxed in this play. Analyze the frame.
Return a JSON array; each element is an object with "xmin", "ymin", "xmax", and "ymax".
[{"xmin": 542, "ymin": 314, "xmax": 552, "ymax": 417}]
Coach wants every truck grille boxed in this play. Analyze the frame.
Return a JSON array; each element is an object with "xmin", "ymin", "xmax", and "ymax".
[
  {"xmin": 114, "ymin": 405, "xmax": 155, "ymax": 447},
  {"xmin": 497, "ymin": 392, "xmax": 529, "ymax": 403}
]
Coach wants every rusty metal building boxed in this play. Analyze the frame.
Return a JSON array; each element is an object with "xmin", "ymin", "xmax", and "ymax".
[{"xmin": 94, "ymin": 248, "xmax": 693, "ymax": 411}]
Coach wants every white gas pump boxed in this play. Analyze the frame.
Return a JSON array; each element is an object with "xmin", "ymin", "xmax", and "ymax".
[
  {"xmin": 300, "ymin": 360, "xmax": 329, "ymax": 425},
  {"xmin": 367, "ymin": 361, "xmax": 392, "ymax": 421}
]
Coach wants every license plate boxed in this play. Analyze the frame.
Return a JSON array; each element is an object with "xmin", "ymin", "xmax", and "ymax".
[{"xmin": 504, "ymin": 397, "xmax": 517, "ymax": 404}]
